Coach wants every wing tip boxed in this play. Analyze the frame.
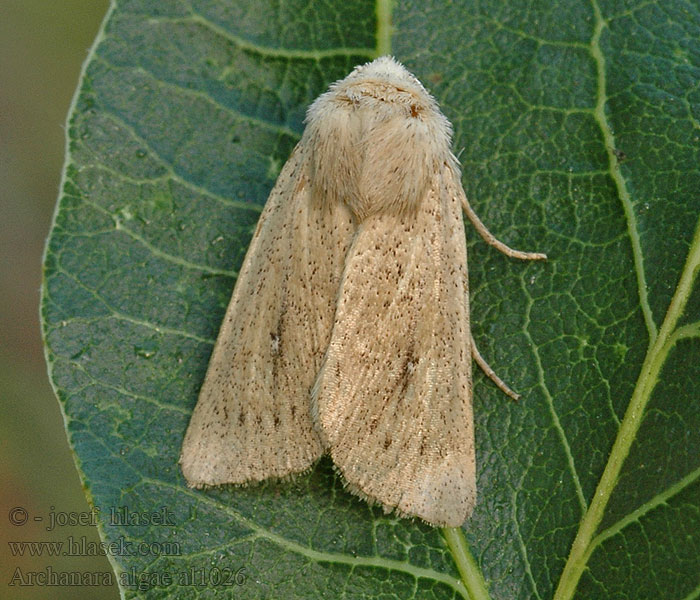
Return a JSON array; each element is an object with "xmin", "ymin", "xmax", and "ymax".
[
  {"xmin": 179, "ymin": 444, "xmax": 323, "ymax": 489},
  {"xmin": 333, "ymin": 461, "xmax": 476, "ymax": 527}
]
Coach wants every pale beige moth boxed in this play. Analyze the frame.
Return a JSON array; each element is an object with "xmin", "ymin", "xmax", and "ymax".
[{"xmin": 180, "ymin": 56, "xmax": 546, "ymax": 526}]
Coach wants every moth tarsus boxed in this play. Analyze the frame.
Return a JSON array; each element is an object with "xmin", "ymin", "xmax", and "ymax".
[
  {"xmin": 470, "ymin": 333, "xmax": 521, "ymax": 402},
  {"xmin": 460, "ymin": 193, "xmax": 548, "ymax": 261},
  {"xmin": 180, "ymin": 56, "xmax": 546, "ymax": 527}
]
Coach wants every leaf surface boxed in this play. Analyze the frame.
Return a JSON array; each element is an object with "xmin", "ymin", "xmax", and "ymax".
[{"xmin": 42, "ymin": 1, "xmax": 700, "ymax": 598}]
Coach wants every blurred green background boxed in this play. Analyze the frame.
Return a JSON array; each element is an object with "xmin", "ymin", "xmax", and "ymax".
[{"xmin": 1, "ymin": 2, "xmax": 117, "ymax": 598}]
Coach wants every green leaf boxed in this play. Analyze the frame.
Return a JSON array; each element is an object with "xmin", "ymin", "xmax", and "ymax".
[{"xmin": 41, "ymin": 1, "xmax": 700, "ymax": 598}]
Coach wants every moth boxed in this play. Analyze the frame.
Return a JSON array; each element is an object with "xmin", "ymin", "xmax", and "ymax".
[{"xmin": 180, "ymin": 56, "xmax": 545, "ymax": 527}]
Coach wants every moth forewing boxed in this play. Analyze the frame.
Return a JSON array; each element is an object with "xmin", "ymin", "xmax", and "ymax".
[
  {"xmin": 179, "ymin": 143, "xmax": 355, "ymax": 487},
  {"xmin": 312, "ymin": 165, "xmax": 476, "ymax": 527}
]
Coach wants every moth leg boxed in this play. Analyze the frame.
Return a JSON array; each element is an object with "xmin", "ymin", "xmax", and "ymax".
[
  {"xmin": 461, "ymin": 195, "xmax": 547, "ymax": 261},
  {"xmin": 470, "ymin": 332, "xmax": 520, "ymax": 401}
]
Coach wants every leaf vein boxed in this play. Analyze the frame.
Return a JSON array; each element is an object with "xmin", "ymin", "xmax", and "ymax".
[
  {"xmin": 67, "ymin": 192, "xmax": 239, "ymax": 278},
  {"xmin": 92, "ymin": 53, "xmax": 301, "ymax": 141},
  {"xmin": 145, "ymin": 479, "xmax": 469, "ymax": 598},
  {"xmin": 46, "ymin": 271, "xmax": 215, "ymax": 346},
  {"xmin": 589, "ymin": 465, "xmax": 700, "ymax": 558},
  {"xmin": 522, "ymin": 280, "xmax": 588, "ymax": 512},
  {"xmin": 589, "ymin": 0, "xmax": 657, "ymax": 343},
  {"xmin": 178, "ymin": 13, "xmax": 377, "ymax": 60}
]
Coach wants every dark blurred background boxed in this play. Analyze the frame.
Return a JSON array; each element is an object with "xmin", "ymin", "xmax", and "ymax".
[{"xmin": 1, "ymin": 2, "xmax": 117, "ymax": 598}]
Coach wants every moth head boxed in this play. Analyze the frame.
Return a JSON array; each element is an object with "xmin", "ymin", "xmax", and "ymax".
[
  {"xmin": 343, "ymin": 55, "xmax": 427, "ymax": 93},
  {"xmin": 332, "ymin": 56, "xmax": 448, "ymax": 126},
  {"xmin": 305, "ymin": 57, "xmax": 453, "ymax": 220}
]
